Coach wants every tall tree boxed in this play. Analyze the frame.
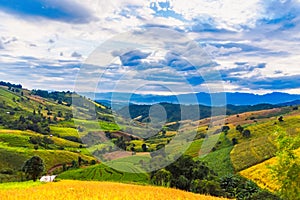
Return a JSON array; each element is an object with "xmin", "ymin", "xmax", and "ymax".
[
  {"xmin": 270, "ymin": 128, "xmax": 300, "ymax": 200},
  {"xmin": 22, "ymin": 156, "xmax": 45, "ymax": 181}
]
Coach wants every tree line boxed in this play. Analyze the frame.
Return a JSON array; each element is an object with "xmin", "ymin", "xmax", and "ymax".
[
  {"xmin": 0, "ymin": 81, "xmax": 22, "ymax": 89},
  {"xmin": 151, "ymin": 155, "xmax": 280, "ymax": 199}
]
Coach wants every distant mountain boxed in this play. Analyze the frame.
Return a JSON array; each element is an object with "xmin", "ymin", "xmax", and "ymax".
[
  {"xmin": 117, "ymin": 102, "xmax": 283, "ymax": 123},
  {"xmin": 277, "ymin": 99, "xmax": 300, "ymax": 107},
  {"xmin": 89, "ymin": 92, "xmax": 300, "ymax": 107}
]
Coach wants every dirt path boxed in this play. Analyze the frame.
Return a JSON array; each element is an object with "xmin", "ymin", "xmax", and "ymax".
[{"xmin": 47, "ymin": 163, "xmax": 72, "ymax": 174}]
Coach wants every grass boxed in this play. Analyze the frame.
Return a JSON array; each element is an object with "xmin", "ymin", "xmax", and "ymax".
[
  {"xmin": 110, "ymin": 155, "xmax": 150, "ymax": 165},
  {"xmin": 0, "ymin": 180, "xmax": 229, "ymax": 200},
  {"xmin": 0, "ymin": 134, "xmax": 33, "ymax": 148},
  {"xmin": 0, "ymin": 181, "xmax": 43, "ymax": 190},
  {"xmin": 31, "ymin": 150, "xmax": 94, "ymax": 170},
  {"xmin": 58, "ymin": 163, "xmax": 149, "ymax": 184},
  {"xmin": 0, "ymin": 88, "xmax": 20, "ymax": 108},
  {"xmin": 0, "ymin": 129, "xmax": 82, "ymax": 148},
  {"xmin": 185, "ymin": 132, "xmax": 228, "ymax": 158},
  {"xmin": 50, "ymin": 126, "xmax": 79, "ymax": 138},
  {"xmin": 185, "ymin": 139, "xmax": 203, "ymax": 157},
  {"xmin": 200, "ymin": 146, "xmax": 234, "ymax": 177},
  {"xmin": 0, "ymin": 148, "xmax": 28, "ymax": 171},
  {"xmin": 0, "ymin": 143, "xmax": 94, "ymax": 172},
  {"xmin": 99, "ymin": 121, "xmax": 121, "ymax": 131},
  {"xmin": 73, "ymin": 119, "xmax": 122, "ymax": 133},
  {"xmin": 0, "ymin": 87, "xmax": 71, "ymax": 116},
  {"xmin": 189, "ymin": 133, "xmax": 235, "ymax": 177}
]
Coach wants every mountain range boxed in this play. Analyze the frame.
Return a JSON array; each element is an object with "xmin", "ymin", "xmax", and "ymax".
[{"xmin": 82, "ymin": 92, "xmax": 300, "ymax": 108}]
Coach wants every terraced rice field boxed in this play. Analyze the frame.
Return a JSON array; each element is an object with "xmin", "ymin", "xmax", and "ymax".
[
  {"xmin": 58, "ymin": 163, "xmax": 149, "ymax": 184},
  {"xmin": 0, "ymin": 180, "xmax": 229, "ymax": 200}
]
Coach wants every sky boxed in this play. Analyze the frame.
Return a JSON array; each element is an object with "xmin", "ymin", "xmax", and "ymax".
[{"xmin": 0, "ymin": 0, "xmax": 300, "ymax": 95}]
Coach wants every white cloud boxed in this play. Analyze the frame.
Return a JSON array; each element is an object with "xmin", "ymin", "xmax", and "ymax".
[
  {"xmin": 0, "ymin": 0, "xmax": 300, "ymax": 94},
  {"xmin": 169, "ymin": 0, "xmax": 262, "ymax": 29}
]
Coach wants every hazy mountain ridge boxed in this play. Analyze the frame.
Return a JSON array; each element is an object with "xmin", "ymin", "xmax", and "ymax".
[{"xmin": 90, "ymin": 91, "xmax": 300, "ymax": 108}]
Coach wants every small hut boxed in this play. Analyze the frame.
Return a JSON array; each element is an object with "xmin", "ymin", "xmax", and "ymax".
[{"xmin": 40, "ymin": 175, "xmax": 56, "ymax": 182}]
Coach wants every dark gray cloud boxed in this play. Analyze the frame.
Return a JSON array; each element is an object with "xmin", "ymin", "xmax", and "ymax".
[
  {"xmin": 274, "ymin": 70, "xmax": 283, "ymax": 74},
  {"xmin": 231, "ymin": 74, "xmax": 300, "ymax": 90},
  {"xmin": 220, "ymin": 62, "xmax": 266, "ymax": 79},
  {"xmin": 114, "ymin": 50, "xmax": 151, "ymax": 67},
  {"xmin": 0, "ymin": 39, "xmax": 4, "ymax": 49},
  {"xmin": 188, "ymin": 16, "xmax": 236, "ymax": 34},
  {"xmin": 71, "ymin": 52, "xmax": 82, "ymax": 58}
]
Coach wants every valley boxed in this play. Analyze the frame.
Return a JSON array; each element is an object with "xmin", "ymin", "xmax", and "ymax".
[{"xmin": 0, "ymin": 82, "xmax": 299, "ymax": 199}]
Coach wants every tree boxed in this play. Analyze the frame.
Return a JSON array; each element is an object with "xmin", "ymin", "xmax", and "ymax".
[
  {"xmin": 161, "ymin": 129, "xmax": 166, "ymax": 136},
  {"xmin": 19, "ymin": 115, "xmax": 26, "ymax": 123},
  {"xmin": 176, "ymin": 175, "xmax": 189, "ymax": 191},
  {"xmin": 22, "ymin": 156, "xmax": 44, "ymax": 181},
  {"xmin": 29, "ymin": 136, "xmax": 42, "ymax": 145},
  {"xmin": 221, "ymin": 125, "xmax": 230, "ymax": 133},
  {"xmin": 115, "ymin": 137, "xmax": 126, "ymax": 150},
  {"xmin": 164, "ymin": 155, "xmax": 218, "ymax": 192},
  {"xmin": 57, "ymin": 111, "xmax": 63, "ymax": 117},
  {"xmin": 78, "ymin": 156, "xmax": 82, "ymax": 166},
  {"xmin": 62, "ymin": 163, "xmax": 67, "ymax": 171},
  {"xmin": 269, "ymin": 128, "xmax": 300, "ymax": 199},
  {"xmin": 236, "ymin": 125, "xmax": 244, "ymax": 133},
  {"xmin": 220, "ymin": 174, "xmax": 260, "ymax": 199},
  {"xmin": 232, "ymin": 138, "xmax": 238, "ymax": 145},
  {"xmin": 242, "ymin": 130, "xmax": 251, "ymax": 138},
  {"xmin": 71, "ymin": 160, "xmax": 78, "ymax": 168},
  {"xmin": 293, "ymin": 106, "xmax": 298, "ymax": 110},
  {"xmin": 251, "ymin": 190, "xmax": 281, "ymax": 200},
  {"xmin": 142, "ymin": 143, "xmax": 148, "ymax": 152},
  {"xmin": 42, "ymin": 136, "xmax": 54, "ymax": 145},
  {"xmin": 90, "ymin": 160, "xmax": 96, "ymax": 165},
  {"xmin": 152, "ymin": 169, "xmax": 172, "ymax": 186}
]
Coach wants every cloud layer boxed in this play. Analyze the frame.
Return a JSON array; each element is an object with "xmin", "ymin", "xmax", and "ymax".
[{"xmin": 0, "ymin": 0, "xmax": 300, "ymax": 94}]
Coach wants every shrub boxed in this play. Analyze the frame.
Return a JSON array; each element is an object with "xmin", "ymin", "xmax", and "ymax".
[
  {"xmin": 251, "ymin": 190, "xmax": 281, "ymax": 200},
  {"xmin": 232, "ymin": 138, "xmax": 238, "ymax": 145},
  {"xmin": 90, "ymin": 160, "xmax": 97, "ymax": 165},
  {"xmin": 0, "ymin": 168, "xmax": 14, "ymax": 175}
]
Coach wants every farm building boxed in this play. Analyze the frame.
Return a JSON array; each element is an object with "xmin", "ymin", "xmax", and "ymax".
[{"xmin": 40, "ymin": 175, "xmax": 56, "ymax": 182}]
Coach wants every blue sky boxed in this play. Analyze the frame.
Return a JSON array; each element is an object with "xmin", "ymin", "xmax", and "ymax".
[{"xmin": 0, "ymin": 0, "xmax": 300, "ymax": 94}]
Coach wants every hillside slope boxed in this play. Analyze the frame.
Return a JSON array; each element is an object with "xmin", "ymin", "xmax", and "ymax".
[
  {"xmin": 240, "ymin": 147, "xmax": 300, "ymax": 192},
  {"xmin": 0, "ymin": 85, "xmax": 100, "ymax": 182}
]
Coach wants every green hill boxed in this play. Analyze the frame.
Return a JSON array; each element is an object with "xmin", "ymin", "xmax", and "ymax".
[
  {"xmin": 0, "ymin": 84, "xmax": 104, "ymax": 182},
  {"xmin": 0, "ymin": 81, "xmax": 299, "ymax": 199}
]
